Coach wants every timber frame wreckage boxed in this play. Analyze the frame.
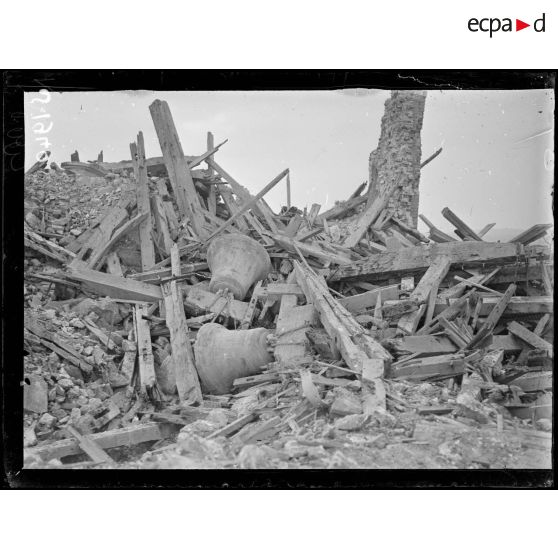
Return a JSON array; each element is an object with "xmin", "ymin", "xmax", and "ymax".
[{"xmin": 23, "ymin": 91, "xmax": 553, "ymax": 469}]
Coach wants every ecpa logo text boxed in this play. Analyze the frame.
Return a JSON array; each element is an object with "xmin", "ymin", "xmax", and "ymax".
[{"xmin": 468, "ymin": 13, "xmax": 545, "ymax": 37}]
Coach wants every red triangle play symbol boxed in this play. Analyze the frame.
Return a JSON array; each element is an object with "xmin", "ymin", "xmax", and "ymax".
[{"xmin": 516, "ymin": 19, "xmax": 530, "ymax": 31}]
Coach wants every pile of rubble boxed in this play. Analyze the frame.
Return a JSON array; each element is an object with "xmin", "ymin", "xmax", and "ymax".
[{"xmin": 23, "ymin": 96, "xmax": 553, "ymax": 469}]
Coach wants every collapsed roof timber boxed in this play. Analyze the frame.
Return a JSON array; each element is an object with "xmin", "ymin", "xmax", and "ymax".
[{"xmin": 23, "ymin": 92, "xmax": 553, "ymax": 469}]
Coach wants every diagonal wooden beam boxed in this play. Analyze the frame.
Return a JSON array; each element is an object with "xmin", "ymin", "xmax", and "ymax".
[
  {"xmin": 441, "ymin": 207, "xmax": 483, "ymax": 241},
  {"xmin": 149, "ymin": 99, "xmax": 206, "ymax": 238}
]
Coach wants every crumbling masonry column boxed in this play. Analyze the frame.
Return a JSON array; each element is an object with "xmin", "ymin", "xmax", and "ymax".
[{"xmin": 368, "ymin": 91, "xmax": 426, "ymax": 228}]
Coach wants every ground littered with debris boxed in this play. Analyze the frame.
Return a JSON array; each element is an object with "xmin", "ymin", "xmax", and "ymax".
[{"xmin": 23, "ymin": 100, "xmax": 552, "ymax": 470}]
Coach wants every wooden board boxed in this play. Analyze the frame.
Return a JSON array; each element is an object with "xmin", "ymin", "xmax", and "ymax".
[
  {"xmin": 27, "ymin": 423, "xmax": 168, "ymax": 462},
  {"xmin": 398, "ymin": 256, "xmax": 451, "ymax": 334},
  {"xmin": 66, "ymin": 425, "xmax": 115, "ymax": 464},
  {"xmin": 390, "ymin": 354, "xmax": 465, "ymax": 382},
  {"xmin": 294, "ymin": 261, "xmax": 391, "ymax": 375},
  {"xmin": 162, "ymin": 244, "xmax": 203, "ymax": 403},
  {"xmin": 389, "ymin": 334, "xmax": 458, "ymax": 356},
  {"xmin": 467, "ymin": 296, "xmax": 553, "ymax": 317},
  {"xmin": 441, "ymin": 207, "xmax": 483, "ymax": 241},
  {"xmin": 184, "ymin": 286, "xmax": 249, "ymax": 323},
  {"xmin": 334, "ymin": 242, "xmax": 528, "ymax": 281},
  {"xmin": 338, "ymin": 285, "xmax": 399, "ymax": 314},
  {"xmin": 134, "ymin": 304, "xmax": 157, "ymax": 390},
  {"xmin": 149, "ymin": 100, "xmax": 205, "ymax": 237},
  {"xmin": 275, "ymin": 300, "xmax": 317, "ymax": 365},
  {"xmin": 508, "ymin": 321, "xmax": 553, "ymax": 356},
  {"xmin": 66, "ymin": 267, "xmax": 162, "ymax": 302},
  {"xmin": 134, "ymin": 132, "xmax": 156, "ymax": 270}
]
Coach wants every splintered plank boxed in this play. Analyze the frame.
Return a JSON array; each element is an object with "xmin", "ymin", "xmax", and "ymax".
[
  {"xmin": 90, "ymin": 212, "xmax": 147, "ymax": 270},
  {"xmin": 516, "ymin": 314, "xmax": 550, "ymax": 364},
  {"xmin": 66, "ymin": 425, "xmax": 115, "ymax": 464},
  {"xmin": 397, "ymin": 256, "xmax": 451, "ymax": 335},
  {"xmin": 73, "ymin": 195, "xmax": 135, "ymax": 267},
  {"xmin": 284, "ymin": 214, "xmax": 303, "ymax": 237},
  {"xmin": 438, "ymin": 268, "xmax": 500, "ymax": 302},
  {"xmin": 390, "ymin": 354, "xmax": 465, "ymax": 382},
  {"xmin": 149, "ymin": 100, "xmax": 205, "ymax": 237},
  {"xmin": 206, "ymin": 132, "xmax": 217, "ymax": 216},
  {"xmin": 162, "ymin": 244, "xmax": 203, "ymax": 403},
  {"xmin": 294, "ymin": 261, "xmax": 391, "ymax": 375},
  {"xmin": 156, "ymin": 179, "xmax": 180, "ymax": 238},
  {"xmin": 508, "ymin": 321, "xmax": 553, "ymax": 357},
  {"xmin": 390, "ymin": 216, "xmax": 430, "ymax": 244},
  {"xmin": 509, "ymin": 224, "xmax": 552, "ymax": 245},
  {"xmin": 339, "ymin": 285, "xmax": 399, "ymax": 314},
  {"xmin": 275, "ymin": 302, "xmax": 317, "ymax": 365},
  {"xmin": 67, "ymin": 267, "xmax": 162, "ymax": 302},
  {"xmin": 334, "ymin": 242, "xmax": 526, "ymax": 282},
  {"xmin": 466, "ymin": 283, "xmax": 516, "ymax": 349},
  {"xmin": 418, "ymin": 214, "xmax": 458, "ymax": 243},
  {"xmin": 460, "ymin": 295, "xmax": 553, "ymax": 317},
  {"xmin": 134, "ymin": 132, "xmax": 157, "ymax": 270},
  {"xmin": 134, "ymin": 304, "xmax": 157, "ymax": 390},
  {"xmin": 441, "ymin": 207, "xmax": 483, "ymax": 241},
  {"xmin": 389, "ymin": 335, "xmax": 458, "ymax": 356},
  {"xmin": 28, "ymin": 423, "xmax": 167, "ymax": 462},
  {"xmin": 151, "ymin": 190, "xmax": 173, "ymax": 257},
  {"xmin": 274, "ymin": 274, "xmax": 317, "ymax": 365},
  {"xmin": 342, "ymin": 179, "xmax": 400, "ymax": 248},
  {"xmin": 24, "ymin": 315, "xmax": 94, "ymax": 373},
  {"xmin": 240, "ymin": 280, "xmax": 263, "ymax": 329},
  {"xmin": 184, "ymin": 287, "xmax": 249, "ymax": 323}
]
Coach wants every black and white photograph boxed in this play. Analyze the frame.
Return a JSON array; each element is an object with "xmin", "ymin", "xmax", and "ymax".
[{"xmin": 17, "ymin": 80, "xmax": 553, "ymax": 473}]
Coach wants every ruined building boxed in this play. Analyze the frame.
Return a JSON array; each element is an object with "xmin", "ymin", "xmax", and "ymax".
[{"xmin": 368, "ymin": 91, "xmax": 426, "ymax": 228}]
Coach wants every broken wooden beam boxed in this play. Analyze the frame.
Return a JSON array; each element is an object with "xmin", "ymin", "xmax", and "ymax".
[
  {"xmin": 317, "ymin": 195, "xmax": 366, "ymax": 223},
  {"xmin": 127, "ymin": 262, "xmax": 208, "ymax": 284},
  {"xmin": 441, "ymin": 207, "xmax": 483, "ymax": 241},
  {"xmin": 184, "ymin": 286, "xmax": 249, "ymax": 324},
  {"xmin": 418, "ymin": 214, "xmax": 457, "ymax": 243},
  {"xmin": 134, "ymin": 132, "xmax": 156, "ymax": 270},
  {"xmin": 27, "ymin": 422, "xmax": 169, "ymax": 462},
  {"xmin": 90, "ymin": 213, "xmax": 147, "ymax": 270},
  {"xmin": 397, "ymin": 256, "xmax": 451, "ymax": 335},
  {"xmin": 338, "ymin": 285, "xmax": 399, "ymax": 314},
  {"xmin": 333, "ymin": 242, "xmax": 528, "ymax": 282},
  {"xmin": 66, "ymin": 267, "xmax": 162, "ymax": 302},
  {"xmin": 390, "ymin": 354, "xmax": 465, "ymax": 382},
  {"xmin": 161, "ymin": 244, "xmax": 203, "ymax": 403},
  {"xmin": 66, "ymin": 425, "xmax": 115, "ymax": 464},
  {"xmin": 134, "ymin": 304, "xmax": 157, "ymax": 392},
  {"xmin": 294, "ymin": 261, "xmax": 392, "ymax": 376},
  {"xmin": 509, "ymin": 224, "xmax": 552, "ymax": 245},
  {"xmin": 149, "ymin": 99, "xmax": 206, "ymax": 237},
  {"xmin": 342, "ymin": 177, "xmax": 400, "ymax": 248},
  {"xmin": 466, "ymin": 283, "xmax": 516, "ymax": 349},
  {"xmin": 507, "ymin": 321, "xmax": 553, "ymax": 357}
]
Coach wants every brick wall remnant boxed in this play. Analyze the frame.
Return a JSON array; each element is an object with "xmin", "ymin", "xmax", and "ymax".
[{"xmin": 368, "ymin": 91, "xmax": 426, "ymax": 228}]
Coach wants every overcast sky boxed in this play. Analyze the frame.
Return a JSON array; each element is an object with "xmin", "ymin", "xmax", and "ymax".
[{"xmin": 25, "ymin": 88, "xmax": 554, "ymax": 238}]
